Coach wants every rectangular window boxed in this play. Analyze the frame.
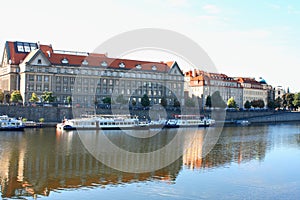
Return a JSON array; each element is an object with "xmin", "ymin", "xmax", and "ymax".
[
  {"xmin": 44, "ymin": 76, "xmax": 49, "ymax": 82},
  {"xmin": 37, "ymin": 75, "xmax": 42, "ymax": 82},
  {"xmin": 29, "ymin": 75, "xmax": 34, "ymax": 81}
]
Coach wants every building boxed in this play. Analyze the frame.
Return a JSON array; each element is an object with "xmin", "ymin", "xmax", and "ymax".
[
  {"xmin": 185, "ymin": 69, "xmax": 243, "ymax": 108},
  {"xmin": 0, "ymin": 41, "xmax": 184, "ymax": 106},
  {"xmin": 235, "ymin": 77, "xmax": 268, "ymax": 107}
]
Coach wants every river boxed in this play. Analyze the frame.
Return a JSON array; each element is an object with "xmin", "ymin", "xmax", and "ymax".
[{"xmin": 0, "ymin": 123, "xmax": 299, "ymax": 199}]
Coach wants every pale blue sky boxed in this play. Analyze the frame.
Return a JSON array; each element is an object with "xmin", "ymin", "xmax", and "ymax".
[{"xmin": 1, "ymin": 0, "xmax": 299, "ymax": 92}]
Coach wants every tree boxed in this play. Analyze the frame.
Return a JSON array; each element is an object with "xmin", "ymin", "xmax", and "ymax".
[
  {"xmin": 131, "ymin": 99, "xmax": 136, "ymax": 106},
  {"xmin": 160, "ymin": 96, "xmax": 168, "ymax": 107},
  {"xmin": 267, "ymin": 100, "xmax": 275, "ymax": 109},
  {"xmin": 66, "ymin": 96, "xmax": 72, "ymax": 105},
  {"xmin": 205, "ymin": 95, "xmax": 212, "ymax": 108},
  {"xmin": 257, "ymin": 99, "xmax": 265, "ymax": 108},
  {"xmin": 173, "ymin": 98, "xmax": 180, "ymax": 107},
  {"xmin": 283, "ymin": 93, "xmax": 295, "ymax": 110},
  {"xmin": 29, "ymin": 92, "xmax": 39, "ymax": 103},
  {"xmin": 211, "ymin": 91, "xmax": 226, "ymax": 108},
  {"xmin": 102, "ymin": 97, "xmax": 112, "ymax": 104},
  {"xmin": 5, "ymin": 94, "xmax": 10, "ymax": 104},
  {"xmin": 244, "ymin": 100, "xmax": 251, "ymax": 109},
  {"xmin": 141, "ymin": 94, "xmax": 150, "ymax": 107},
  {"xmin": 293, "ymin": 92, "xmax": 300, "ymax": 109},
  {"xmin": 0, "ymin": 90, "xmax": 4, "ymax": 103},
  {"xmin": 41, "ymin": 91, "xmax": 55, "ymax": 103},
  {"xmin": 10, "ymin": 90, "xmax": 23, "ymax": 104},
  {"xmin": 227, "ymin": 97, "xmax": 237, "ymax": 108},
  {"xmin": 274, "ymin": 97, "xmax": 282, "ymax": 109},
  {"xmin": 185, "ymin": 97, "xmax": 195, "ymax": 107}
]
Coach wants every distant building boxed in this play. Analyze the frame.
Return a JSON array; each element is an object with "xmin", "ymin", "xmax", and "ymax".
[
  {"xmin": 185, "ymin": 70, "xmax": 243, "ymax": 108},
  {"xmin": 0, "ymin": 41, "xmax": 184, "ymax": 106},
  {"xmin": 235, "ymin": 77, "xmax": 268, "ymax": 107}
]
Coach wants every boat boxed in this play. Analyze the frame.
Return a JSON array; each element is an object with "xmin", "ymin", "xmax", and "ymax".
[
  {"xmin": 164, "ymin": 115, "xmax": 213, "ymax": 128},
  {"xmin": 56, "ymin": 115, "xmax": 140, "ymax": 130},
  {"xmin": 23, "ymin": 121, "xmax": 43, "ymax": 128},
  {"xmin": 0, "ymin": 115, "xmax": 25, "ymax": 131},
  {"xmin": 235, "ymin": 120, "xmax": 250, "ymax": 126}
]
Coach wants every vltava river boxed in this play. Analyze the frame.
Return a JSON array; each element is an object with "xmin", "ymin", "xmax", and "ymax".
[{"xmin": 0, "ymin": 123, "xmax": 299, "ymax": 199}]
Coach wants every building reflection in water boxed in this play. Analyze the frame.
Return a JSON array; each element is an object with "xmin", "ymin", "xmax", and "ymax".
[{"xmin": 0, "ymin": 126, "xmax": 270, "ymax": 198}]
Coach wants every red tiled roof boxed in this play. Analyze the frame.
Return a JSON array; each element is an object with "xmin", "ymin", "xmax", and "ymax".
[
  {"xmin": 4, "ymin": 41, "xmax": 171, "ymax": 73},
  {"xmin": 5, "ymin": 41, "xmax": 28, "ymax": 65}
]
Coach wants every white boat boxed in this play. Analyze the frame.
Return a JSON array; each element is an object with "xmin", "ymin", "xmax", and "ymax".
[
  {"xmin": 235, "ymin": 120, "xmax": 250, "ymax": 126},
  {"xmin": 165, "ymin": 115, "xmax": 213, "ymax": 128},
  {"xmin": 57, "ymin": 115, "xmax": 140, "ymax": 130},
  {"xmin": 0, "ymin": 115, "xmax": 25, "ymax": 131}
]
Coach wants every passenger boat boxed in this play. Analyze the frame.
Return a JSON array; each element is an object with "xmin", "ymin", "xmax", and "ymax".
[
  {"xmin": 23, "ymin": 121, "xmax": 43, "ymax": 128},
  {"xmin": 0, "ymin": 115, "xmax": 25, "ymax": 131},
  {"xmin": 164, "ymin": 115, "xmax": 213, "ymax": 128},
  {"xmin": 56, "ymin": 115, "xmax": 140, "ymax": 130}
]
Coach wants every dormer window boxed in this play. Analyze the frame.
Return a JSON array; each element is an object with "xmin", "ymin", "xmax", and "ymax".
[
  {"xmin": 61, "ymin": 58, "xmax": 69, "ymax": 64},
  {"xmin": 82, "ymin": 60, "xmax": 88, "ymax": 65},
  {"xmin": 136, "ymin": 64, "xmax": 142, "ymax": 69},
  {"xmin": 152, "ymin": 65, "xmax": 157, "ymax": 71},
  {"xmin": 119, "ymin": 62, "xmax": 125, "ymax": 68},
  {"xmin": 101, "ymin": 61, "xmax": 108, "ymax": 67}
]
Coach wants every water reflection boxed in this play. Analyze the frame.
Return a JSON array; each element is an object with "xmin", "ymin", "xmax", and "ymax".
[{"xmin": 0, "ymin": 124, "xmax": 299, "ymax": 199}]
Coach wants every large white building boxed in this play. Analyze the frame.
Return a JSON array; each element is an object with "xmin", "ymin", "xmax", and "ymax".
[
  {"xmin": 0, "ymin": 41, "xmax": 185, "ymax": 107},
  {"xmin": 185, "ymin": 69, "xmax": 270, "ymax": 108}
]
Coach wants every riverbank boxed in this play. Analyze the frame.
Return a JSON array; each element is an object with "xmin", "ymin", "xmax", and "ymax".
[{"xmin": 1, "ymin": 105, "xmax": 300, "ymax": 124}]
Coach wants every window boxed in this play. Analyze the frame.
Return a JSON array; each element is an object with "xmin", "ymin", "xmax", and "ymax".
[
  {"xmin": 136, "ymin": 64, "xmax": 142, "ymax": 69},
  {"xmin": 61, "ymin": 58, "xmax": 69, "ymax": 64},
  {"xmin": 82, "ymin": 60, "xmax": 88, "ymax": 65},
  {"xmin": 152, "ymin": 65, "xmax": 157, "ymax": 70},
  {"xmin": 44, "ymin": 76, "xmax": 49, "ymax": 82},
  {"xmin": 37, "ymin": 75, "xmax": 42, "ymax": 82},
  {"xmin": 101, "ymin": 61, "xmax": 108, "ymax": 67},
  {"xmin": 37, "ymin": 59, "xmax": 42, "ymax": 64},
  {"xmin": 29, "ymin": 75, "xmax": 34, "ymax": 81},
  {"xmin": 119, "ymin": 62, "xmax": 125, "ymax": 68}
]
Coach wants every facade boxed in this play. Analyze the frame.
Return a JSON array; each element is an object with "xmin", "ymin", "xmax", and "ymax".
[
  {"xmin": 185, "ymin": 70, "xmax": 243, "ymax": 108},
  {"xmin": 1, "ymin": 41, "xmax": 185, "ymax": 106},
  {"xmin": 235, "ymin": 77, "xmax": 268, "ymax": 107}
]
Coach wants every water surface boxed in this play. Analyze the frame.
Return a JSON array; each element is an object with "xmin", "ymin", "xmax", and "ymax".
[{"xmin": 0, "ymin": 123, "xmax": 299, "ymax": 199}]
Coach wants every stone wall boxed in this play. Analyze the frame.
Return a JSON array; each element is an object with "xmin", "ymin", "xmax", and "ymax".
[{"xmin": 1, "ymin": 105, "xmax": 300, "ymax": 123}]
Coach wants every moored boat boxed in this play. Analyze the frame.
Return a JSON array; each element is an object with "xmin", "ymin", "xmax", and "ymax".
[
  {"xmin": 0, "ymin": 115, "xmax": 25, "ymax": 131},
  {"xmin": 165, "ymin": 115, "xmax": 213, "ymax": 128}
]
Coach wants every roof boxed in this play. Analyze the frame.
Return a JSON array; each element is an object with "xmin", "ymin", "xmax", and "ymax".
[{"xmin": 3, "ymin": 41, "xmax": 172, "ymax": 73}]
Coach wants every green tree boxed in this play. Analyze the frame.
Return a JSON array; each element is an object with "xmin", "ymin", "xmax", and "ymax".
[
  {"xmin": 5, "ymin": 94, "xmax": 10, "ymax": 104},
  {"xmin": 211, "ymin": 91, "xmax": 226, "ymax": 108},
  {"xmin": 227, "ymin": 97, "xmax": 237, "ymax": 108},
  {"xmin": 141, "ymin": 94, "xmax": 150, "ymax": 107},
  {"xmin": 41, "ymin": 91, "xmax": 55, "ymax": 103},
  {"xmin": 10, "ymin": 90, "xmax": 23, "ymax": 104},
  {"xmin": 267, "ymin": 100, "xmax": 275, "ymax": 109},
  {"xmin": 160, "ymin": 96, "xmax": 168, "ymax": 107},
  {"xmin": 283, "ymin": 93, "xmax": 295, "ymax": 110},
  {"xmin": 66, "ymin": 96, "xmax": 72, "ymax": 105},
  {"xmin": 185, "ymin": 97, "xmax": 195, "ymax": 107},
  {"xmin": 173, "ymin": 98, "xmax": 180, "ymax": 107},
  {"xmin": 0, "ymin": 90, "xmax": 4, "ymax": 103},
  {"xmin": 29, "ymin": 92, "xmax": 39, "ymax": 103},
  {"xmin": 205, "ymin": 95, "xmax": 212, "ymax": 108},
  {"xmin": 293, "ymin": 92, "xmax": 300, "ymax": 109},
  {"xmin": 102, "ymin": 97, "xmax": 111, "ymax": 104},
  {"xmin": 131, "ymin": 99, "xmax": 136, "ymax": 106},
  {"xmin": 274, "ymin": 97, "xmax": 282, "ymax": 109},
  {"xmin": 244, "ymin": 100, "xmax": 251, "ymax": 109}
]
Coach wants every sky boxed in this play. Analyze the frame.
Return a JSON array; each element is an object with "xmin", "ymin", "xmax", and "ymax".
[{"xmin": 1, "ymin": 0, "xmax": 299, "ymax": 92}]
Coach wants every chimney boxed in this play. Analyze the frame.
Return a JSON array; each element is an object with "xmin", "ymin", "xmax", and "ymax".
[{"xmin": 46, "ymin": 51, "xmax": 51, "ymax": 58}]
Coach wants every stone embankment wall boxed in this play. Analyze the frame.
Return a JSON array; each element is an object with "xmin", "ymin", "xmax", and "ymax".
[{"xmin": 1, "ymin": 105, "xmax": 300, "ymax": 123}]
